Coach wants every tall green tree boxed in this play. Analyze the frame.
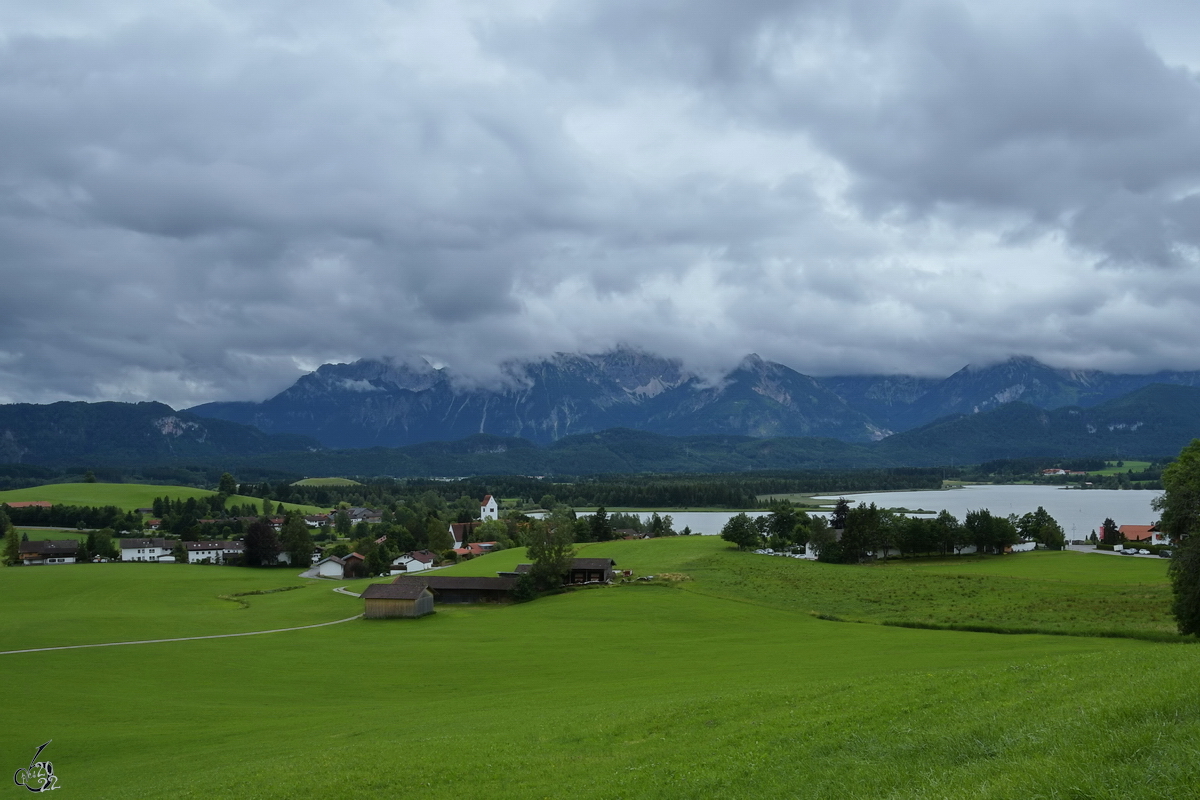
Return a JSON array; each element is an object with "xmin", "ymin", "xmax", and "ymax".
[
  {"xmin": 2, "ymin": 509, "xmax": 19, "ymax": 566},
  {"xmin": 1154, "ymin": 440, "xmax": 1200, "ymax": 542},
  {"xmin": 720, "ymin": 513, "xmax": 761, "ymax": 551},
  {"xmin": 1155, "ymin": 440, "xmax": 1200, "ymax": 634},
  {"xmin": 589, "ymin": 506, "xmax": 613, "ymax": 542},
  {"xmin": 524, "ymin": 512, "xmax": 576, "ymax": 591},
  {"xmin": 280, "ymin": 513, "xmax": 314, "ymax": 568},
  {"xmin": 218, "ymin": 472, "xmax": 238, "ymax": 496},
  {"xmin": 1100, "ymin": 517, "xmax": 1122, "ymax": 545},
  {"xmin": 831, "ymin": 498, "xmax": 850, "ymax": 530},
  {"xmin": 244, "ymin": 519, "xmax": 282, "ymax": 567},
  {"xmin": 334, "ymin": 509, "xmax": 353, "ymax": 538},
  {"xmin": 1018, "ymin": 507, "xmax": 1065, "ymax": 549}
]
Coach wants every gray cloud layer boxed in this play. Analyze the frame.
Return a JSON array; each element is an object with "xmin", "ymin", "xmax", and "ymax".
[{"xmin": 1, "ymin": 0, "xmax": 1199, "ymax": 406}]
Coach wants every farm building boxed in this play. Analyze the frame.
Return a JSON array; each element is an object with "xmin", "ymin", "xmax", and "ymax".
[
  {"xmin": 343, "ymin": 552, "xmax": 367, "ymax": 578},
  {"xmin": 568, "ymin": 558, "xmax": 616, "ymax": 584},
  {"xmin": 503, "ymin": 558, "xmax": 616, "ymax": 585},
  {"xmin": 362, "ymin": 582, "xmax": 434, "ymax": 618},
  {"xmin": 419, "ymin": 576, "xmax": 517, "ymax": 604},
  {"xmin": 19, "ymin": 540, "xmax": 78, "ymax": 565}
]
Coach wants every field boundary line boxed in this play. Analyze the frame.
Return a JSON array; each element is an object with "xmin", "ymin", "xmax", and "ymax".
[{"xmin": 0, "ymin": 614, "xmax": 362, "ymax": 656}]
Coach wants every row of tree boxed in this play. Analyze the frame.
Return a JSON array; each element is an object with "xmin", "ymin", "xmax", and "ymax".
[{"xmin": 720, "ymin": 501, "xmax": 1066, "ymax": 563}]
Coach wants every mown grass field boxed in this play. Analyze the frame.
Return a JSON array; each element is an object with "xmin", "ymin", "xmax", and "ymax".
[
  {"xmin": 0, "ymin": 482, "xmax": 328, "ymax": 515},
  {"xmin": 291, "ymin": 477, "xmax": 362, "ymax": 486},
  {"xmin": 2, "ymin": 538, "xmax": 1197, "ymax": 799},
  {"xmin": 1090, "ymin": 460, "xmax": 1152, "ymax": 476}
]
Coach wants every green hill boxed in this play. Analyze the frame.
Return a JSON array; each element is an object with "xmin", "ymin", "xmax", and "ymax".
[
  {"xmin": 0, "ymin": 482, "xmax": 327, "ymax": 515},
  {"xmin": 1, "ymin": 538, "xmax": 1194, "ymax": 798},
  {"xmin": 0, "ymin": 400, "xmax": 320, "ymax": 467}
]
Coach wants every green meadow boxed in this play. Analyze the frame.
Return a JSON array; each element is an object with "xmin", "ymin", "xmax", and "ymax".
[
  {"xmin": 1090, "ymin": 460, "xmax": 1152, "ymax": 476},
  {"xmin": 2, "ymin": 538, "xmax": 1198, "ymax": 799},
  {"xmin": 0, "ymin": 482, "xmax": 328, "ymax": 515},
  {"xmin": 291, "ymin": 477, "xmax": 362, "ymax": 486}
]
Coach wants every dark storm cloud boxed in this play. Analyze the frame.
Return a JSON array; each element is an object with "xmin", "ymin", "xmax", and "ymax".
[{"xmin": 0, "ymin": 0, "xmax": 1198, "ymax": 406}]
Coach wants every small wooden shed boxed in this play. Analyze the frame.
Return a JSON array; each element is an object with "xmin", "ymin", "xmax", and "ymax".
[{"xmin": 362, "ymin": 581, "xmax": 434, "ymax": 619}]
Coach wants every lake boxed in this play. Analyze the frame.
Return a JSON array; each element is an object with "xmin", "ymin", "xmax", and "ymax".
[
  {"xmin": 813, "ymin": 484, "xmax": 1162, "ymax": 541},
  {"xmin": 575, "ymin": 485, "xmax": 1161, "ymax": 539}
]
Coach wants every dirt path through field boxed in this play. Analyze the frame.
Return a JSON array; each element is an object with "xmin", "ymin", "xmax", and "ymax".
[{"xmin": 0, "ymin": 613, "xmax": 361, "ymax": 656}]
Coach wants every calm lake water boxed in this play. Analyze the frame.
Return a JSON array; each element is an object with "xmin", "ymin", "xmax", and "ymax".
[
  {"xmin": 813, "ymin": 485, "xmax": 1162, "ymax": 541},
  {"xmin": 575, "ymin": 485, "xmax": 1160, "ymax": 539}
]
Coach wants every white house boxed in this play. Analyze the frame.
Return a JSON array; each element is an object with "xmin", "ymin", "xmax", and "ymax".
[
  {"xmin": 184, "ymin": 541, "xmax": 245, "ymax": 564},
  {"xmin": 481, "ymin": 495, "xmax": 499, "ymax": 521},
  {"xmin": 120, "ymin": 537, "xmax": 173, "ymax": 562},
  {"xmin": 390, "ymin": 549, "xmax": 437, "ymax": 575},
  {"xmin": 301, "ymin": 556, "xmax": 346, "ymax": 578}
]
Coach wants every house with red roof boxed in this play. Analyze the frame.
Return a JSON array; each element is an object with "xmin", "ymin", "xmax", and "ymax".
[
  {"xmin": 452, "ymin": 542, "xmax": 499, "ymax": 559},
  {"xmin": 1118, "ymin": 524, "xmax": 1170, "ymax": 546}
]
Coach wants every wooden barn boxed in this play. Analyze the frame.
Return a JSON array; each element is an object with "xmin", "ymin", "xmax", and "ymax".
[
  {"xmin": 361, "ymin": 581, "xmax": 434, "ymax": 619},
  {"xmin": 567, "ymin": 558, "xmax": 616, "ymax": 584},
  {"xmin": 421, "ymin": 576, "xmax": 517, "ymax": 604}
]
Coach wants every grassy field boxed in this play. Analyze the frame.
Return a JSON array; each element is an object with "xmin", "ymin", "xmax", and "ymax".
[
  {"xmin": 291, "ymin": 477, "xmax": 362, "ymax": 486},
  {"xmin": 0, "ymin": 482, "xmax": 328, "ymax": 515},
  {"xmin": 1090, "ymin": 460, "xmax": 1152, "ymax": 476},
  {"xmin": 2, "ymin": 538, "xmax": 1197, "ymax": 798}
]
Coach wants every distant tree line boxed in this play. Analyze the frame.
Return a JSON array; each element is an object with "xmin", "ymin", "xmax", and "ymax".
[
  {"xmin": 2, "ymin": 503, "xmax": 140, "ymax": 531},
  {"xmin": 224, "ymin": 469, "xmax": 952, "ymax": 513},
  {"xmin": 720, "ymin": 501, "xmax": 1066, "ymax": 563}
]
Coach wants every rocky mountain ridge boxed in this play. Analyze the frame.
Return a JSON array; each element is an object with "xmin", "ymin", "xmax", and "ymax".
[{"xmin": 187, "ymin": 349, "xmax": 1200, "ymax": 450}]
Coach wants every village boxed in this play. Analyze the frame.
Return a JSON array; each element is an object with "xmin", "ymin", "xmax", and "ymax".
[{"xmin": 9, "ymin": 493, "xmax": 652, "ymax": 616}]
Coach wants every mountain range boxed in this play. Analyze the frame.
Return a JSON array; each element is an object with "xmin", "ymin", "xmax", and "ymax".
[
  {"xmin": 189, "ymin": 349, "xmax": 1200, "ymax": 449},
  {"xmin": 2, "ymin": 350, "xmax": 1199, "ymax": 472}
]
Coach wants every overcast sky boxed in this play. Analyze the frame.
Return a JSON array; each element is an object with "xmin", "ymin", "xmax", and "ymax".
[{"xmin": 2, "ymin": 0, "xmax": 1200, "ymax": 407}]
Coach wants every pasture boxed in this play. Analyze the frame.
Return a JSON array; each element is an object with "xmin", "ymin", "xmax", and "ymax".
[
  {"xmin": 1, "ymin": 538, "xmax": 1196, "ymax": 799},
  {"xmin": 1091, "ymin": 460, "xmax": 1152, "ymax": 476},
  {"xmin": 291, "ymin": 477, "xmax": 362, "ymax": 486},
  {"xmin": 0, "ymin": 482, "xmax": 328, "ymax": 515}
]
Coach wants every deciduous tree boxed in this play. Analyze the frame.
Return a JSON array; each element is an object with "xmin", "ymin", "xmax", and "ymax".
[
  {"xmin": 1, "ymin": 510, "xmax": 19, "ymax": 566},
  {"xmin": 334, "ymin": 509, "xmax": 353, "ymax": 538},
  {"xmin": 244, "ymin": 519, "xmax": 281, "ymax": 567},
  {"xmin": 280, "ymin": 513, "xmax": 314, "ymax": 568},
  {"xmin": 1156, "ymin": 440, "xmax": 1200, "ymax": 634},
  {"xmin": 720, "ymin": 513, "xmax": 761, "ymax": 551},
  {"xmin": 525, "ymin": 512, "xmax": 575, "ymax": 591}
]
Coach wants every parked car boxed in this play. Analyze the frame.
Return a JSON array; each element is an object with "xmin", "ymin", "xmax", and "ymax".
[
  {"xmin": 1138, "ymin": 549, "xmax": 1151, "ymax": 555},
  {"xmin": 1159, "ymin": 550, "xmax": 1174, "ymax": 558}
]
